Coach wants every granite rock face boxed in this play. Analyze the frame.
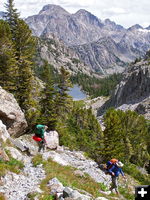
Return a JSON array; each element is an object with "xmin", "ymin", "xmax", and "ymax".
[
  {"xmin": 97, "ymin": 61, "xmax": 150, "ymax": 119},
  {"xmin": 111, "ymin": 64, "xmax": 150, "ymax": 106},
  {"xmin": 0, "ymin": 87, "xmax": 27, "ymax": 137},
  {"xmin": 37, "ymin": 36, "xmax": 92, "ymax": 76}
]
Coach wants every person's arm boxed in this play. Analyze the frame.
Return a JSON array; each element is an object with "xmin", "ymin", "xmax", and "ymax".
[
  {"xmin": 120, "ymin": 168, "xmax": 126, "ymax": 178},
  {"xmin": 108, "ymin": 165, "xmax": 115, "ymax": 175}
]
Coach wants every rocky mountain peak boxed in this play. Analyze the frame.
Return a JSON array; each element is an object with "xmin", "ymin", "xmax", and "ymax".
[
  {"xmin": 128, "ymin": 24, "xmax": 143, "ymax": 31},
  {"xmin": 104, "ymin": 18, "xmax": 124, "ymax": 30},
  {"xmin": 74, "ymin": 9, "xmax": 103, "ymax": 27},
  {"xmin": 39, "ymin": 4, "xmax": 70, "ymax": 16},
  {"xmin": 146, "ymin": 25, "xmax": 150, "ymax": 30}
]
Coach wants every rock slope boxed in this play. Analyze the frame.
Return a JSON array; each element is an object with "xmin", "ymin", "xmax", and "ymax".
[
  {"xmin": 97, "ymin": 60, "xmax": 150, "ymax": 119},
  {"xmin": 37, "ymin": 36, "xmax": 92, "ymax": 75}
]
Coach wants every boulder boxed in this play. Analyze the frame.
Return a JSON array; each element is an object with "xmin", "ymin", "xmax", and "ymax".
[
  {"xmin": 5, "ymin": 147, "xmax": 24, "ymax": 161},
  {"xmin": 0, "ymin": 120, "xmax": 10, "ymax": 142},
  {"xmin": 48, "ymin": 177, "xmax": 64, "ymax": 195},
  {"xmin": 63, "ymin": 187, "xmax": 73, "ymax": 198},
  {"xmin": 45, "ymin": 131, "xmax": 59, "ymax": 149},
  {"xmin": 74, "ymin": 170, "xmax": 85, "ymax": 178},
  {"xmin": 0, "ymin": 87, "xmax": 27, "ymax": 137}
]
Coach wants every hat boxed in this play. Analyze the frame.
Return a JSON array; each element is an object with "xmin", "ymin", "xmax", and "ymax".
[{"xmin": 116, "ymin": 161, "xmax": 124, "ymax": 167}]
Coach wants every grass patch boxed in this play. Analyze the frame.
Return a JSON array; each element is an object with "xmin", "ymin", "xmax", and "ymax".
[
  {"xmin": 27, "ymin": 192, "xmax": 38, "ymax": 200},
  {"xmin": 39, "ymin": 158, "xmax": 109, "ymax": 198},
  {"xmin": 124, "ymin": 163, "xmax": 150, "ymax": 185},
  {"xmin": 0, "ymin": 193, "xmax": 6, "ymax": 200},
  {"xmin": 119, "ymin": 186, "xmax": 134, "ymax": 200},
  {"xmin": 32, "ymin": 154, "xmax": 44, "ymax": 167},
  {"xmin": 0, "ymin": 158, "xmax": 24, "ymax": 176},
  {"xmin": 39, "ymin": 195, "xmax": 55, "ymax": 200}
]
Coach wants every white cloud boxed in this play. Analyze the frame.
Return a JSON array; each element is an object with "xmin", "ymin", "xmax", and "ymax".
[
  {"xmin": 0, "ymin": 0, "xmax": 150, "ymax": 28},
  {"xmin": 102, "ymin": 7, "xmax": 128, "ymax": 17}
]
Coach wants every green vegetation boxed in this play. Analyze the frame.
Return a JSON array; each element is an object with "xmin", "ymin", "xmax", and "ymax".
[
  {"xmin": 0, "ymin": 194, "xmax": 6, "ymax": 200},
  {"xmin": 124, "ymin": 163, "xmax": 150, "ymax": 185},
  {"xmin": 0, "ymin": 2, "xmax": 150, "ymax": 199},
  {"xmin": 57, "ymin": 101, "xmax": 103, "ymax": 160},
  {"xmin": 119, "ymin": 186, "xmax": 134, "ymax": 200},
  {"xmin": 0, "ymin": 157, "xmax": 24, "ymax": 176},
  {"xmin": 101, "ymin": 108, "xmax": 150, "ymax": 166},
  {"xmin": 38, "ymin": 60, "xmax": 57, "ymax": 130},
  {"xmin": 71, "ymin": 72, "xmax": 122, "ymax": 97},
  {"xmin": 32, "ymin": 155, "xmax": 108, "ymax": 198}
]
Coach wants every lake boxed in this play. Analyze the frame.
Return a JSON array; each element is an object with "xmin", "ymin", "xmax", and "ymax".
[{"xmin": 68, "ymin": 85, "xmax": 87, "ymax": 100}]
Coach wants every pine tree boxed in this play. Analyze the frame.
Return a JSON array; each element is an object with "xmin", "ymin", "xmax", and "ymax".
[
  {"xmin": 5, "ymin": 0, "xmax": 39, "ymax": 126},
  {"xmin": 102, "ymin": 108, "xmax": 125, "ymax": 161},
  {"xmin": 55, "ymin": 66, "xmax": 72, "ymax": 118},
  {"xmin": 39, "ymin": 60, "xmax": 57, "ymax": 130},
  {"xmin": 0, "ymin": 20, "xmax": 18, "ymax": 93},
  {"xmin": 5, "ymin": 0, "xmax": 19, "ymax": 39}
]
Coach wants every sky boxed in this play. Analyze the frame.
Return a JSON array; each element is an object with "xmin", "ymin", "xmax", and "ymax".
[{"xmin": 0, "ymin": 0, "xmax": 150, "ymax": 28}]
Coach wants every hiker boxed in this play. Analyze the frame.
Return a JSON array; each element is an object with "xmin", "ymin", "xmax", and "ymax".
[
  {"xmin": 33, "ymin": 124, "xmax": 48, "ymax": 152},
  {"xmin": 99, "ymin": 158, "xmax": 118, "ymax": 174},
  {"xmin": 108, "ymin": 161, "xmax": 126, "ymax": 194}
]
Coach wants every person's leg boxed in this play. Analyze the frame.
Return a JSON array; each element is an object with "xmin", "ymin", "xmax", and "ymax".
[
  {"xmin": 113, "ymin": 177, "xmax": 119, "ymax": 194},
  {"xmin": 42, "ymin": 139, "xmax": 46, "ymax": 152},
  {"xmin": 110, "ymin": 176, "xmax": 118, "ymax": 193},
  {"xmin": 38, "ymin": 141, "xmax": 43, "ymax": 152}
]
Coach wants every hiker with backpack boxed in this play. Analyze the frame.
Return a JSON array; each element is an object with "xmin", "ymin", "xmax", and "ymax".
[
  {"xmin": 99, "ymin": 158, "xmax": 118, "ymax": 174},
  {"xmin": 108, "ymin": 161, "xmax": 126, "ymax": 195},
  {"xmin": 33, "ymin": 124, "xmax": 48, "ymax": 152}
]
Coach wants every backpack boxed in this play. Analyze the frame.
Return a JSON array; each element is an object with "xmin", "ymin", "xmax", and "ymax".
[
  {"xmin": 34, "ymin": 124, "xmax": 45, "ymax": 138},
  {"xmin": 106, "ymin": 158, "xmax": 118, "ymax": 170}
]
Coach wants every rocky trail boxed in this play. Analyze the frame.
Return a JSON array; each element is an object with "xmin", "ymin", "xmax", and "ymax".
[{"xmin": 0, "ymin": 137, "xmax": 114, "ymax": 200}]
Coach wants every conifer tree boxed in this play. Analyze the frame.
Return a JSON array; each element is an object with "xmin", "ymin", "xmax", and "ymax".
[
  {"xmin": 102, "ymin": 108, "xmax": 125, "ymax": 161},
  {"xmin": 39, "ymin": 60, "xmax": 57, "ymax": 130},
  {"xmin": 5, "ymin": 0, "xmax": 19, "ymax": 39},
  {"xmin": 0, "ymin": 20, "xmax": 18, "ymax": 93},
  {"xmin": 5, "ymin": 0, "xmax": 38, "ymax": 126},
  {"xmin": 102, "ymin": 108, "xmax": 150, "ymax": 166},
  {"xmin": 55, "ymin": 66, "xmax": 72, "ymax": 118}
]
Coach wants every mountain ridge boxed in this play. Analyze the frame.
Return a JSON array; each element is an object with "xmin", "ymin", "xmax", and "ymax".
[{"xmin": 25, "ymin": 4, "xmax": 150, "ymax": 74}]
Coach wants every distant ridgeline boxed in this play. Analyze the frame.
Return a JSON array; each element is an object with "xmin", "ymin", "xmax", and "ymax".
[{"xmin": 26, "ymin": 4, "xmax": 150, "ymax": 74}]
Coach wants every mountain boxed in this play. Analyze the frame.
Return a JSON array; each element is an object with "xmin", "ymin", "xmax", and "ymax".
[
  {"xmin": 36, "ymin": 35, "xmax": 92, "ymax": 75},
  {"xmin": 25, "ymin": 4, "xmax": 150, "ymax": 74},
  {"xmin": 97, "ymin": 54, "xmax": 150, "ymax": 119},
  {"xmin": 146, "ymin": 25, "xmax": 150, "ymax": 30},
  {"xmin": 71, "ymin": 37, "xmax": 126, "ymax": 74}
]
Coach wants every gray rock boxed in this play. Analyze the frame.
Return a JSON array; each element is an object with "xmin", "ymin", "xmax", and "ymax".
[
  {"xmin": 63, "ymin": 187, "xmax": 73, "ymax": 198},
  {"xmin": 98, "ymin": 63, "xmax": 150, "ymax": 119},
  {"xmin": 74, "ymin": 170, "xmax": 85, "ymax": 177},
  {"xmin": 0, "ymin": 120, "xmax": 10, "ymax": 142},
  {"xmin": 48, "ymin": 177, "xmax": 64, "ymax": 194},
  {"xmin": 5, "ymin": 147, "xmax": 24, "ymax": 161},
  {"xmin": 0, "ymin": 87, "xmax": 27, "ymax": 137},
  {"xmin": 95, "ymin": 197, "xmax": 109, "ymax": 200},
  {"xmin": 45, "ymin": 131, "xmax": 59, "ymax": 149}
]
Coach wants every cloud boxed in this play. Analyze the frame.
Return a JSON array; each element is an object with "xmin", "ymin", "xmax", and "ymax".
[
  {"xmin": 102, "ymin": 7, "xmax": 128, "ymax": 17},
  {"xmin": 0, "ymin": 0, "xmax": 150, "ymax": 28}
]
